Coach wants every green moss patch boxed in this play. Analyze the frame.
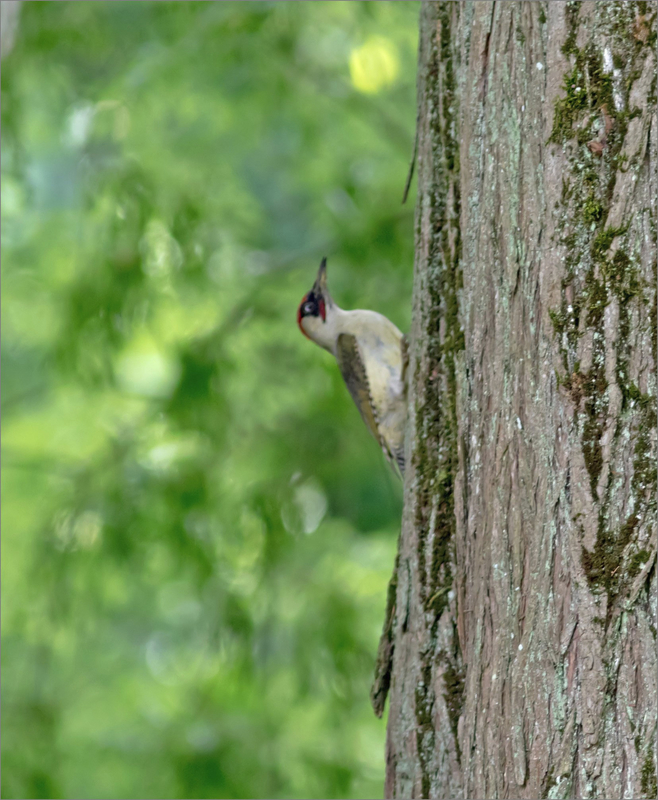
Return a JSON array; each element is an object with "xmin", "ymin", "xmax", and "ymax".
[
  {"xmin": 641, "ymin": 749, "xmax": 658, "ymax": 798},
  {"xmin": 548, "ymin": 5, "xmax": 656, "ymax": 614},
  {"xmin": 411, "ymin": 4, "xmax": 465, "ymax": 783}
]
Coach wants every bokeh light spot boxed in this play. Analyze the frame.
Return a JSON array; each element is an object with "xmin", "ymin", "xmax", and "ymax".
[{"xmin": 349, "ymin": 36, "xmax": 399, "ymax": 94}]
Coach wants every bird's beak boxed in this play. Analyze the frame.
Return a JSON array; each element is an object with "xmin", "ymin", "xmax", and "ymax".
[{"xmin": 313, "ymin": 257, "xmax": 328, "ymax": 298}]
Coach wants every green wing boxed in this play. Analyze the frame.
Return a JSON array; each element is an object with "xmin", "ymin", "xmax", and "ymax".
[{"xmin": 335, "ymin": 333, "xmax": 398, "ymax": 470}]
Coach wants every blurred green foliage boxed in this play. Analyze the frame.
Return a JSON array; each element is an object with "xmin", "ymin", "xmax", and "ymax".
[{"xmin": 1, "ymin": 3, "xmax": 418, "ymax": 797}]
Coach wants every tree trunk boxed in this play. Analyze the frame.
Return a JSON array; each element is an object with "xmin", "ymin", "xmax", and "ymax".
[{"xmin": 378, "ymin": 2, "xmax": 657, "ymax": 797}]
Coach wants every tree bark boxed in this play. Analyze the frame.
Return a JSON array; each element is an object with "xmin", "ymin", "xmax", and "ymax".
[{"xmin": 379, "ymin": 3, "xmax": 657, "ymax": 798}]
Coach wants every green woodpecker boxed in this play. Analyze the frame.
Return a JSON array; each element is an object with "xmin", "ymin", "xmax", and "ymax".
[{"xmin": 297, "ymin": 258, "xmax": 407, "ymax": 476}]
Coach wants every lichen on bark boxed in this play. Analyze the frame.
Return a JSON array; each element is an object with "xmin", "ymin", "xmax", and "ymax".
[{"xmin": 546, "ymin": 1, "xmax": 657, "ymax": 619}]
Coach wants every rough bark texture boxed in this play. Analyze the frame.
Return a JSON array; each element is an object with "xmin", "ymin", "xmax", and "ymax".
[{"xmin": 381, "ymin": 3, "xmax": 657, "ymax": 798}]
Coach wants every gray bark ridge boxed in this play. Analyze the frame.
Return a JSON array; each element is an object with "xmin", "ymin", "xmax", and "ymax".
[{"xmin": 384, "ymin": 3, "xmax": 657, "ymax": 799}]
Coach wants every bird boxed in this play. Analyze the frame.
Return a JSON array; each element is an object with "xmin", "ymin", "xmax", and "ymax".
[{"xmin": 297, "ymin": 257, "xmax": 407, "ymax": 476}]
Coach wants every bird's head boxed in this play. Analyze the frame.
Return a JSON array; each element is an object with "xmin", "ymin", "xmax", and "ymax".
[{"xmin": 297, "ymin": 257, "xmax": 335, "ymax": 350}]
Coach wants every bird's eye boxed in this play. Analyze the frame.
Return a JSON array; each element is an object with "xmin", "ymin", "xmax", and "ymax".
[{"xmin": 304, "ymin": 302, "xmax": 314, "ymax": 314}]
